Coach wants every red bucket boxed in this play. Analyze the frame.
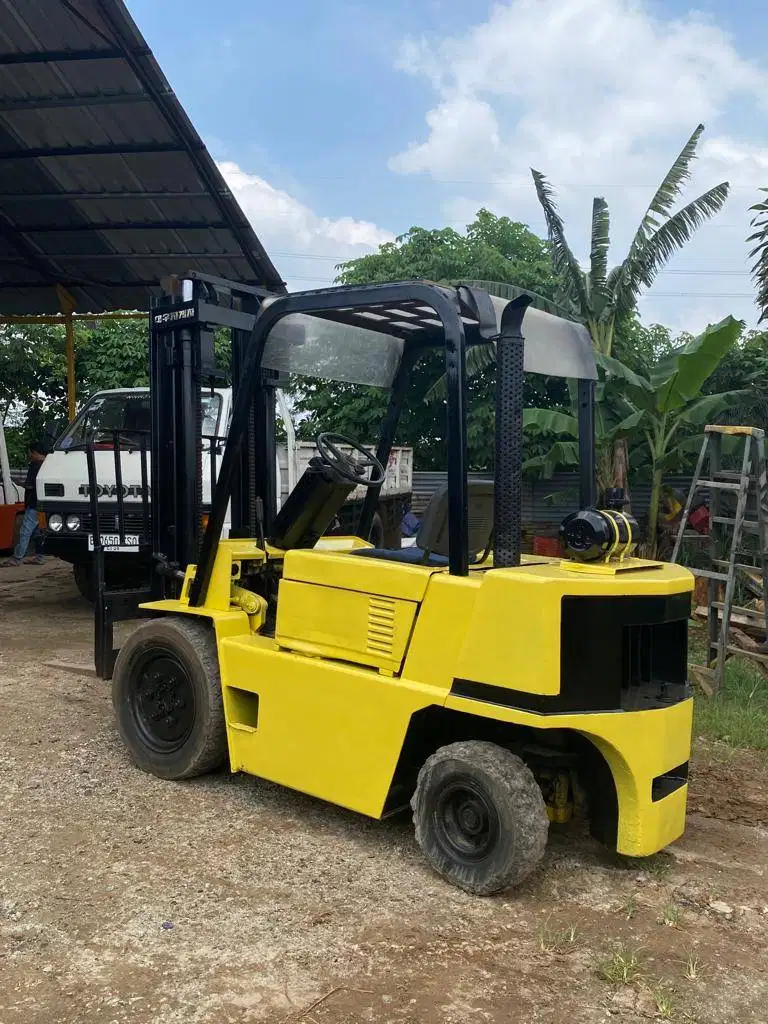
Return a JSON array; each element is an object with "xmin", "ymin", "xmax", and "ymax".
[{"xmin": 533, "ymin": 535, "xmax": 562, "ymax": 556}]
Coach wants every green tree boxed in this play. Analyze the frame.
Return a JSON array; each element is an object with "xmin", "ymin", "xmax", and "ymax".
[
  {"xmin": 293, "ymin": 210, "xmax": 563, "ymax": 469},
  {"xmin": 529, "ymin": 123, "xmax": 730, "ymax": 494},
  {"xmin": 336, "ymin": 208, "xmax": 555, "ymax": 295},
  {"xmin": 0, "ymin": 323, "xmax": 69, "ymax": 463},
  {"xmin": 1, "ymin": 317, "xmax": 152, "ymax": 463},
  {"xmin": 75, "ymin": 317, "xmax": 150, "ymax": 392}
]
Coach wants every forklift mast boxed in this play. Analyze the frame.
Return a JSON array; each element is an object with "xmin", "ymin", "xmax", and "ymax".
[
  {"xmin": 148, "ymin": 273, "xmax": 278, "ymax": 577},
  {"xmin": 86, "ymin": 272, "xmax": 280, "ymax": 675}
]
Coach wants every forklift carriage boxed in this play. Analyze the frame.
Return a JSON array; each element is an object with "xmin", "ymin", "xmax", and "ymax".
[{"xmin": 89, "ymin": 276, "xmax": 694, "ymax": 895}]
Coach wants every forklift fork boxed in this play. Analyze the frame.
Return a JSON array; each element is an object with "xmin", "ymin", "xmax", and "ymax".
[{"xmin": 85, "ymin": 432, "xmax": 154, "ymax": 679}]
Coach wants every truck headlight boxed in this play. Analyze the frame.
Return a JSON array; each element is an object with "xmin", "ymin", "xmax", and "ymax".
[
  {"xmin": 65, "ymin": 514, "xmax": 82, "ymax": 532},
  {"xmin": 48, "ymin": 514, "xmax": 63, "ymax": 533}
]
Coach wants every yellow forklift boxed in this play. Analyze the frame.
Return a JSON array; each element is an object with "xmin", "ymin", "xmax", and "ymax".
[{"xmin": 88, "ymin": 276, "xmax": 694, "ymax": 895}]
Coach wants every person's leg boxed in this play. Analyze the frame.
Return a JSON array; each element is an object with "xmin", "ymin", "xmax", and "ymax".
[
  {"xmin": 25, "ymin": 522, "xmax": 44, "ymax": 563},
  {"xmin": 1, "ymin": 508, "xmax": 37, "ymax": 566},
  {"xmin": 14, "ymin": 508, "xmax": 38, "ymax": 560}
]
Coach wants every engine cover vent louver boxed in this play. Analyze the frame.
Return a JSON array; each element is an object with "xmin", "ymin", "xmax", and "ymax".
[{"xmin": 367, "ymin": 596, "xmax": 396, "ymax": 657}]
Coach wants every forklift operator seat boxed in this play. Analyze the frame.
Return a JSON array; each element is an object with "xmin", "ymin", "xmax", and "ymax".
[{"xmin": 353, "ymin": 481, "xmax": 494, "ymax": 567}]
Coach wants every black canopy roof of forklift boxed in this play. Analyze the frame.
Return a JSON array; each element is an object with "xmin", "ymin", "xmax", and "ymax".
[{"xmin": 258, "ymin": 284, "xmax": 597, "ymax": 387}]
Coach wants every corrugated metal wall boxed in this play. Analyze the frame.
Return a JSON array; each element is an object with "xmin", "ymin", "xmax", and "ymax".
[{"xmin": 412, "ymin": 471, "xmax": 698, "ymax": 530}]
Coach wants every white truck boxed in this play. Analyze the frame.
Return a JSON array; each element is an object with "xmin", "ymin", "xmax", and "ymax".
[
  {"xmin": 0, "ymin": 420, "xmax": 24, "ymax": 553},
  {"xmin": 36, "ymin": 386, "xmax": 413, "ymax": 599}
]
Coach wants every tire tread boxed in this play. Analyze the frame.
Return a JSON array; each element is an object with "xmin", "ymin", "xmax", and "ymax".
[
  {"xmin": 112, "ymin": 615, "xmax": 227, "ymax": 780},
  {"xmin": 411, "ymin": 739, "xmax": 548, "ymax": 895}
]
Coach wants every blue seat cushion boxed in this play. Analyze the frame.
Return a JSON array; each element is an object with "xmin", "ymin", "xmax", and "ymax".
[{"xmin": 351, "ymin": 546, "xmax": 449, "ymax": 566}]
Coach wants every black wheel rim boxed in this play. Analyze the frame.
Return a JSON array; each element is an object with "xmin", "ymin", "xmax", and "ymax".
[
  {"xmin": 129, "ymin": 650, "xmax": 196, "ymax": 753},
  {"xmin": 432, "ymin": 779, "xmax": 500, "ymax": 863}
]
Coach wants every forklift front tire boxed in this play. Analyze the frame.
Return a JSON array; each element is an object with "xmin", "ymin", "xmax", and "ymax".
[
  {"xmin": 112, "ymin": 616, "xmax": 228, "ymax": 781},
  {"xmin": 411, "ymin": 741, "xmax": 549, "ymax": 895}
]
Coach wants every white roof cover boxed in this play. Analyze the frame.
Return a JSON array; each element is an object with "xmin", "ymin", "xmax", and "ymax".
[
  {"xmin": 259, "ymin": 288, "xmax": 597, "ymax": 386},
  {"xmin": 490, "ymin": 297, "xmax": 597, "ymax": 381}
]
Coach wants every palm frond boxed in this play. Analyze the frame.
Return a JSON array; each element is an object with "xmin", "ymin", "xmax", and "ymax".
[
  {"xmin": 530, "ymin": 169, "xmax": 589, "ymax": 316},
  {"xmin": 425, "ymin": 342, "xmax": 495, "ymax": 402},
  {"xmin": 589, "ymin": 197, "xmax": 610, "ymax": 300},
  {"xmin": 594, "ymin": 351, "xmax": 653, "ymax": 391},
  {"xmin": 466, "ymin": 342, "xmax": 495, "ymax": 376},
  {"xmin": 607, "ymin": 124, "xmax": 709, "ymax": 319},
  {"xmin": 633, "ymin": 124, "xmax": 705, "ymax": 246},
  {"xmin": 523, "ymin": 408, "xmax": 578, "ymax": 435},
  {"xmin": 523, "ymin": 440, "xmax": 580, "ymax": 478},
  {"xmin": 748, "ymin": 194, "xmax": 768, "ymax": 323},
  {"xmin": 612, "ymin": 182, "xmax": 730, "ymax": 321}
]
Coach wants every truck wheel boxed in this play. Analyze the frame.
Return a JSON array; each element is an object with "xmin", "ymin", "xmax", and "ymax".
[
  {"xmin": 73, "ymin": 561, "xmax": 94, "ymax": 602},
  {"xmin": 112, "ymin": 616, "xmax": 227, "ymax": 781},
  {"xmin": 411, "ymin": 741, "xmax": 549, "ymax": 895}
]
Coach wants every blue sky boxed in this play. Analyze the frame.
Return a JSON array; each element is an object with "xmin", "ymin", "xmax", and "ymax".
[{"xmin": 129, "ymin": 0, "xmax": 768, "ymax": 331}]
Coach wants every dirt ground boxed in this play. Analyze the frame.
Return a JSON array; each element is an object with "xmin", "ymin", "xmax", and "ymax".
[{"xmin": 1, "ymin": 561, "xmax": 767, "ymax": 1024}]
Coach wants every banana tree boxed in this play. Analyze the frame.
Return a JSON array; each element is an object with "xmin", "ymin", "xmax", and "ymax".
[
  {"xmin": 532, "ymin": 124, "xmax": 729, "ymax": 357},
  {"xmin": 524, "ymin": 316, "xmax": 746, "ymax": 556},
  {"xmin": 525, "ymin": 124, "xmax": 730, "ymax": 496}
]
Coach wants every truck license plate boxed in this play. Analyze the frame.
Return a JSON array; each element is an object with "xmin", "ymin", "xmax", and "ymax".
[{"xmin": 87, "ymin": 533, "xmax": 140, "ymax": 552}]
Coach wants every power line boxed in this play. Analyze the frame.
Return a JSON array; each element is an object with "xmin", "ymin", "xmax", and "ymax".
[
  {"xmin": 275, "ymin": 173, "xmax": 766, "ymax": 191},
  {"xmin": 645, "ymin": 292, "xmax": 754, "ymax": 299},
  {"xmin": 660, "ymin": 270, "xmax": 751, "ymax": 276},
  {"xmin": 272, "ymin": 249, "xmax": 755, "ymax": 272},
  {"xmin": 284, "ymin": 275, "xmax": 757, "ymax": 298},
  {"xmin": 277, "ymin": 258, "xmax": 754, "ymax": 283}
]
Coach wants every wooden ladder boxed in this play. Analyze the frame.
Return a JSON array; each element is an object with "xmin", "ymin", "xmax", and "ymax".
[{"xmin": 671, "ymin": 425, "xmax": 768, "ymax": 692}]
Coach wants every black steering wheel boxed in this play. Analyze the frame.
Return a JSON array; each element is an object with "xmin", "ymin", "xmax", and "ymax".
[{"xmin": 316, "ymin": 432, "xmax": 386, "ymax": 487}]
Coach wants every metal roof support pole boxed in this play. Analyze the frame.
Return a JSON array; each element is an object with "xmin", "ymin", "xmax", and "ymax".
[{"xmin": 56, "ymin": 285, "xmax": 77, "ymax": 421}]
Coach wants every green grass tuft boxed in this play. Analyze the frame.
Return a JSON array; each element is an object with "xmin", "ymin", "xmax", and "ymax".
[
  {"xmin": 660, "ymin": 901, "xmax": 683, "ymax": 928},
  {"xmin": 596, "ymin": 945, "xmax": 644, "ymax": 985},
  {"xmin": 693, "ymin": 658, "xmax": 768, "ymax": 751},
  {"xmin": 651, "ymin": 982, "xmax": 678, "ymax": 1020}
]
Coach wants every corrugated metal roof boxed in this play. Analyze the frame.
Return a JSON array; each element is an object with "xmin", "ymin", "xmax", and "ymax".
[{"xmin": 0, "ymin": 0, "xmax": 285, "ymax": 313}]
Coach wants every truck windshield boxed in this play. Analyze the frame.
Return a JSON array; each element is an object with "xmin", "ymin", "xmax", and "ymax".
[{"xmin": 58, "ymin": 392, "xmax": 222, "ymax": 449}]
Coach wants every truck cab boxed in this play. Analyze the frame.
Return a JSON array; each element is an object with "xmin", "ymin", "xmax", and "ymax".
[{"xmin": 37, "ymin": 386, "xmax": 229, "ymax": 596}]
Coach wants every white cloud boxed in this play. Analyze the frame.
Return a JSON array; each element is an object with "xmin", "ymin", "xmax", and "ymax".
[
  {"xmin": 217, "ymin": 161, "xmax": 394, "ymax": 289},
  {"xmin": 390, "ymin": 95, "xmax": 503, "ymax": 177},
  {"xmin": 389, "ymin": 0, "xmax": 768, "ymax": 330}
]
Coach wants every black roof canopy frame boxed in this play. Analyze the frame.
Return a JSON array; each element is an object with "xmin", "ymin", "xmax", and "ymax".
[
  {"xmin": 189, "ymin": 281, "xmax": 478, "ymax": 604},
  {"xmin": 186, "ymin": 279, "xmax": 598, "ymax": 606},
  {"xmin": 0, "ymin": 0, "xmax": 285, "ymax": 314}
]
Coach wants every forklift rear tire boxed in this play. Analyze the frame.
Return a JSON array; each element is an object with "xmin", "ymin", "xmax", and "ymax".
[
  {"xmin": 112, "ymin": 616, "xmax": 228, "ymax": 781},
  {"xmin": 411, "ymin": 741, "xmax": 549, "ymax": 895}
]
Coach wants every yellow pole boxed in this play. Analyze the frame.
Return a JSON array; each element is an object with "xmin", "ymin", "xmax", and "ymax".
[
  {"xmin": 65, "ymin": 314, "xmax": 76, "ymax": 421},
  {"xmin": 55, "ymin": 284, "xmax": 78, "ymax": 421}
]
